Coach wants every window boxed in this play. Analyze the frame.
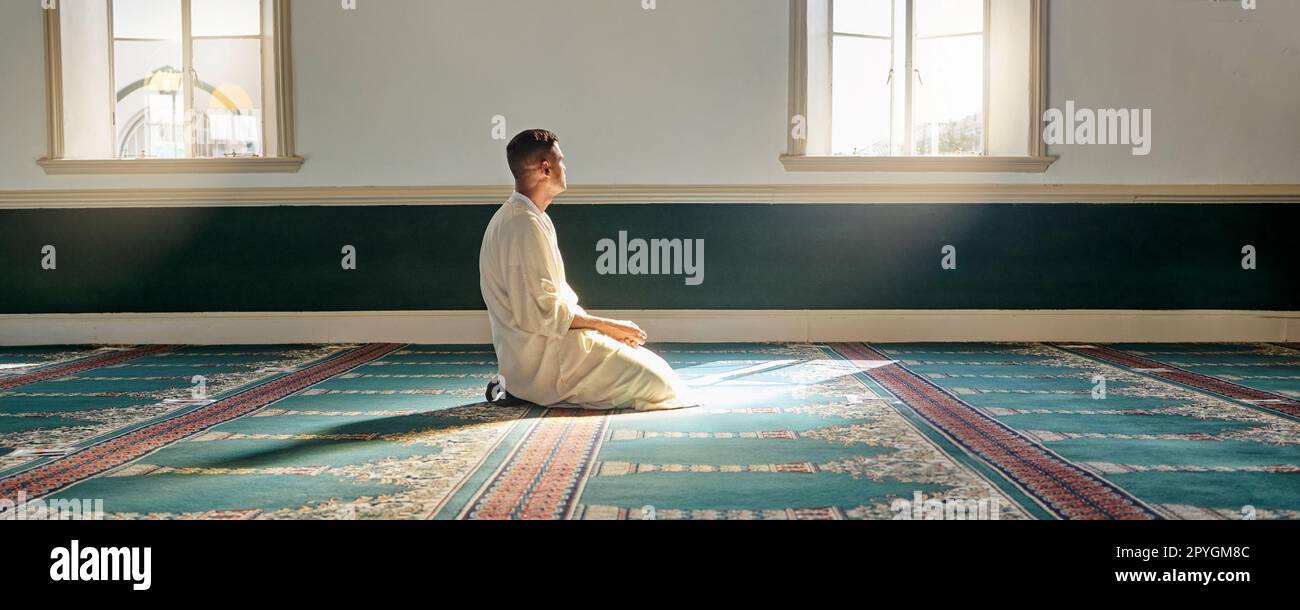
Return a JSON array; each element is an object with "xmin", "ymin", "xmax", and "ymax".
[
  {"xmin": 832, "ymin": 0, "xmax": 986, "ymax": 156},
  {"xmin": 786, "ymin": 0, "xmax": 1053, "ymax": 172},
  {"xmin": 40, "ymin": 0, "xmax": 299, "ymax": 174}
]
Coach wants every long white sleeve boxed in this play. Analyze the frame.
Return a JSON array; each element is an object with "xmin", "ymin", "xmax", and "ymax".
[{"xmin": 502, "ymin": 217, "xmax": 580, "ymax": 340}]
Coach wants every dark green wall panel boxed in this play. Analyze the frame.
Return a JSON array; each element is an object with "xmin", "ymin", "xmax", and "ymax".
[{"xmin": 0, "ymin": 203, "xmax": 1294, "ymax": 313}]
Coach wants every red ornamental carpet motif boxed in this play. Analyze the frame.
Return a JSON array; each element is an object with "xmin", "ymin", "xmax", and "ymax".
[
  {"xmin": 0, "ymin": 343, "xmax": 404, "ymax": 505},
  {"xmin": 462, "ymin": 407, "xmax": 609, "ymax": 520},
  {"xmin": 0, "ymin": 345, "xmax": 177, "ymax": 391},
  {"xmin": 1056, "ymin": 344, "xmax": 1300, "ymax": 420},
  {"xmin": 829, "ymin": 343, "xmax": 1160, "ymax": 520}
]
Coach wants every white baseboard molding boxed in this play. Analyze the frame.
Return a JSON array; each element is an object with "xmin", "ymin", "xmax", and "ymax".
[{"xmin": 0, "ymin": 310, "xmax": 1296, "ymax": 346}]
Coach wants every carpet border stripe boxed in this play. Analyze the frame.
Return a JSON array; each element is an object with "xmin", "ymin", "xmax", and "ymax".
[
  {"xmin": 427, "ymin": 405, "xmax": 545, "ymax": 520},
  {"xmin": 0, "ymin": 345, "xmax": 178, "ymax": 391},
  {"xmin": 1054, "ymin": 344, "xmax": 1300, "ymax": 420},
  {"xmin": 817, "ymin": 345, "xmax": 1056, "ymax": 520},
  {"xmin": 0, "ymin": 343, "xmax": 404, "ymax": 507},
  {"xmin": 460, "ymin": 407, "xmax": 610, "ymax": 520},
  {"xmin": 830, "ymin": 342, "xmax": 1161, "ymax": 520}
]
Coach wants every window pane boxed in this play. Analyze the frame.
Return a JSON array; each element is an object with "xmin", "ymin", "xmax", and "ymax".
[
  {"xmin": 832, "ymin": 36, "xmax": 893, "ymax": 156},
  {"xmin": 112, "ymin": 0, "xmax": 181, "ymax": 39},
  {"xmin": 113, "ymin": 40, "xmax": 185, "ymax": 158},
  {"xmin": 191, "ymin": 0, "xmax": 262, "ymax": 37},
  {"xmin": 912, "ymin": 34, "xmax": 984, "ymax": 155},
  {"xmin": 193, "ymin": 39, "xmax": 264, "ymax": 157},
  {"xmin": 914, "ymin": 0, "xmax": 984, "ymax": 38},
  {"xmin": 833, "ymin": 0, "xmax": 894, "ymax": 37}
]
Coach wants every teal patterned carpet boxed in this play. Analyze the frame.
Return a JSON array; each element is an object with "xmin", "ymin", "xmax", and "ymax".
[{"xmin": 2, "ymin": 342, "xmax": 1297, "ymax": 520}]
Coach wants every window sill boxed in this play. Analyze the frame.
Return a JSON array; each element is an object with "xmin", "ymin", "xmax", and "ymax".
[
  {"xmin": 37, "ymin": 156, "xmax": 306, "ymax": 175},
  {"xmin": 779, "ymin": 155, "xmax": 1058, "ymax": 173}
]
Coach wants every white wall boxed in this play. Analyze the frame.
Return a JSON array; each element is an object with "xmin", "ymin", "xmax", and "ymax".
[
  {"xmin": 988, "ymin": 0, "xmax": 1031, "ymax": 157},
  {"xmin": 1049, "ymin": 0, "xmax": 1300, "ymax": 184},
  {"xmin": 0, "ymin": 0, "xmax": 1296, "ymax": 191}
]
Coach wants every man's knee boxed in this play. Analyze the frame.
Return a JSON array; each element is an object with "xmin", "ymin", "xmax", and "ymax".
[{"xmin": 642, "ymin": 357, "xmax": 686, "ymax": 397}]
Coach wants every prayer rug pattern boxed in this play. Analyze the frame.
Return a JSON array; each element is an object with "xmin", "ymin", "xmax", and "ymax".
[
  {"xmin": 0, "ymin": 345, "xmax": 348, "ymax": 475},
  {"xmin": 6, "ymin": 343, "xmax": 1296, "ymax": 520}
]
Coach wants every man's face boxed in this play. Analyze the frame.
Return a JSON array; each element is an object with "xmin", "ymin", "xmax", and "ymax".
[{"xmin": 546, "ymin": 145, "xmax": 567, "ymax": 193}]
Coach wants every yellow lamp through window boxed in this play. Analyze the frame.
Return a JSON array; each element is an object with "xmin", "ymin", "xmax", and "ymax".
[
  {"xmin": 208, "ymin": 83, "xmax": 254, "ymax": 112},
  {"xmin": 145, "ymin": 69, "xmax": 183, "ymax": 94}
]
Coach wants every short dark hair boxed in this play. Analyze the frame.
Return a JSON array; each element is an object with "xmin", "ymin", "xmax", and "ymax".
[{"xmin": 506, "ymin": 129, "xmax": 560, "ymax": 179}]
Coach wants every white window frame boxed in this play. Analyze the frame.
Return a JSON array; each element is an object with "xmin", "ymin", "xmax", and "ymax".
[
  {"xmin": 39, "ymin": 0, "xmax": 301, "ymax": 174},
  {"xmin": 784, "ymin": 0, "xmax": 1054, "ymax": 172}
]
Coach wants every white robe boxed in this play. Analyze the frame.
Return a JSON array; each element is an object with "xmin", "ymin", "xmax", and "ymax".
[{"xmin": 479, "ymin": 192, "xmax": 695, "ymax": 411}]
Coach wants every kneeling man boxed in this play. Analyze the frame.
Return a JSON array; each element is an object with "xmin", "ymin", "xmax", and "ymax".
[{"xmin": 479, "ymin": 129, "xmax": 696, "ymax": 411}]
